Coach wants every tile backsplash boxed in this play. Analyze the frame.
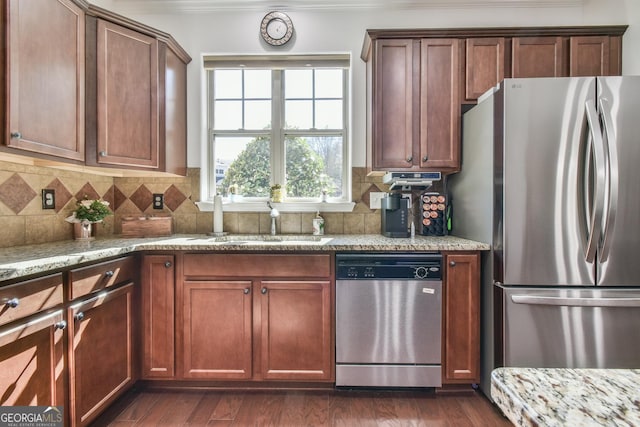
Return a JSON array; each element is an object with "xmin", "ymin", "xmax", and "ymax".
[{"xmin": 0, "ymin": 161, "xmax": 387, "ymax": 248}]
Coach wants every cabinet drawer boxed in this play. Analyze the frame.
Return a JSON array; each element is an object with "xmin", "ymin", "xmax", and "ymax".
[
  {"xmin": 183, "ymin": 254, "xmax": 331, "ymax": 278},
  {"xmin": 0, "ymin": 274, "xmax": 64, "ymax": 327},
  {"xmin": 69, "ymin": 256, "xmax": 137, "ymax": 300}
]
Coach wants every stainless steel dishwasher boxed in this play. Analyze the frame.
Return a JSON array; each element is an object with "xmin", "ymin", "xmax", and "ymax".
[{"xmin": 335, "ymin": 253, "xmax": 442, "ymax": 388}]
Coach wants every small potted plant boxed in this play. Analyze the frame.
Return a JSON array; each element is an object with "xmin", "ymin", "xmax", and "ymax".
[{"xmin": 66, "ymin": 198, "xmax": 112, "ymax": 240}]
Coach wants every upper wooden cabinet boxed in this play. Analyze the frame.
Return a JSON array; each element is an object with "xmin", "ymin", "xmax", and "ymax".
[
  {"xmin": 363, "ymin": 27, "xmax": 625, "ymax": 174},
  {"xmin": 465, "ymin": 38, "xmax": 505, "ymax": 101},
  {"xmin": 89, "ymin": 18, "xmax": 160, "ymax": 169},
  {"xmin": 4, "ymin": 0, "xmax": 85, "ymax": 161},
  {"xmin": 364, "ymin": 37, "xmax": 461, "ymax": 173}
]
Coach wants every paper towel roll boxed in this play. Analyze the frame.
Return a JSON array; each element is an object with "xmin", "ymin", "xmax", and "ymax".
[{"xmin": 213, "ymin": 194, "xmax": 223, "ymax": 233}]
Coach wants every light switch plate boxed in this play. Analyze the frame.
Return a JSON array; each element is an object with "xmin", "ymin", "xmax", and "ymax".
[
  {"xmin": 369, "ymin": 192, "xmax": 386, "ymax": 209},
  {"xmin": 42, "ymin": 189, "xmax": 55, "ymax": 210}
]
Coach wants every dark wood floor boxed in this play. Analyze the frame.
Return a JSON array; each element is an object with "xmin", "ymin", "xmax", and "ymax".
[{"xmin": 92, "ymin": 387, "xmax": 512, "ymax": 426}]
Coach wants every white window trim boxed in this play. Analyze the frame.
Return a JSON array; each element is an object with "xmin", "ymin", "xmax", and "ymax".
[{"xmin": 198, "ymin": 53, "xmax": 354, "ymax": 213}]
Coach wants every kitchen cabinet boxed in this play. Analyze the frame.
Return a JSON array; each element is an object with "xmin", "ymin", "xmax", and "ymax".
[
  {"xmin": 179, "ymin": 253, "xmax": 334, "ymax": 382},
  {"xmin": 512, "ymin": 36, "xmax": 564, "ymax": 78},
  {"xmin": 86, "ymin": 17, "xmax": 159, "ymax": 170},
  {"xmin": 442, "ymin": 251, "xmax": 480, "ymax": 384},
  {"xmin": 68, "ymin": 258, "xmax": 138, "ymax": 427},
  {"xmin": 85, "ymin": 11, "xmax": 191, "ymax": 174},
  {"xmin": 464, "ymin": 38, "xmax": 505, "ymax": 101},
  {"xmin": 364, "ymin": 37, "xmax": 460, "ymax": 172},
  {"xmin": 570, "ymin": 36, "xmax": 616, "ymax": 76},
  {"xmin": 0, "ymin": 274, "xmax": 65, "ymax": 407},
  {"xmin": 4, "ymin": 0, "xmax": 85, "ymax": 161},
  {"xmin": 141, "ymin": 254, "xmax": 176, "ymax": 379}
]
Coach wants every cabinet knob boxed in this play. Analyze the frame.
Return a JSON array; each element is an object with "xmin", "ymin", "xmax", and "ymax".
[
  {"xmin": 75, "ymin": 312, "xmax": 85, "ymax": 322},
  {"xmin": 10, "ymin": 132, "xmax": 22, "ymax": 139},
  {"xmin": 406, "ymin": 155, "xmax": 413, "ymax": 163},
  {"xmin": 99, "ymin": 151, "xmax": 107, "ymax": 157},
  {"xmin": 244, "ymin": 288, "xmax": 251, "ymax": 295},
  {"xmin": 6, "ymin": 297, "xmax": 19, "ymax": 308},
  {"xmin": 105, "ymin": 270, "xmax": 114, "ymax": 278},
  {"xmin": 422, "ymin": 155, "xmax": 429, "ymax": 162},
  {"xmin": 164, "ymin": 261, "xmax": 172, "ymax": 268},
  {"xmin": 55, "ymin": 320, "xmax": 67, "ymax": 330},
  {"xmin": 449, "ymin": 261, "xmax": 456, "ymax": 267},
  {"xmin": 261, "ymin": 287, "xmax": 268, "ymax": 295}
]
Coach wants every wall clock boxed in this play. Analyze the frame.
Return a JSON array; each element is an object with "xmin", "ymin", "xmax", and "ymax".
[{"xmin": 260, "ymin": 11, "xmax": 294, "ymax": 46}]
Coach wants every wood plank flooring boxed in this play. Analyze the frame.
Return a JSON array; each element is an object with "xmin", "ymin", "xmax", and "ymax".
[{"xmin": 92, "ymin": 388, "xmax": 512, "ymax": 426}]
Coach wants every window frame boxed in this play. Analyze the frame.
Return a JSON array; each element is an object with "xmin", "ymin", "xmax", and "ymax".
[{"xmin": 199, "ymin": 54, "xmax": 354, "ymax": 213}]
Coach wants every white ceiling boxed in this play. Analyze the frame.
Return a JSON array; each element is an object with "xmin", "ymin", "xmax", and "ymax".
[{"xmin": 111, "ymin": 0, "xmax": 583, "ymax": 13}]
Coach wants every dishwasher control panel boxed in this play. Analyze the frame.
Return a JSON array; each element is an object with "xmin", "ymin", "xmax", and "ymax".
[{"xmin": 336, "ymin": 253, "xmax": 441, "ymax": 280}]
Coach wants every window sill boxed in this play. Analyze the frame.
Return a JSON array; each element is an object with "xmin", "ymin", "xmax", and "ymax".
[{"xmin": 195, "ymin": 201, "xmax": 356, "ymax": 213}]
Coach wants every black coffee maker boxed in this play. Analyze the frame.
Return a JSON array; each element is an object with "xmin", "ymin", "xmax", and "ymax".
[{"xmin": 380, "ymin": 193, "xmax": 410, "ymax": 237}]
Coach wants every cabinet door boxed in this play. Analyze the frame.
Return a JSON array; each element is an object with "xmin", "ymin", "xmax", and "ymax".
[
  {"xmin": 94, "ymin": 19, "xmax": 159, "ymax": 169},
  {"xmin": 443, "ymin": 252, "xmax": 480, "ymax": 384},
  {"xmin": 259, "ymin": 281, "xmax": 333, "ymax": 381},
  {"xmin": 420, "ymin": 38, "xmax": 460, "ymax": 169},
  {"xmin": 512, "ymin": 37, "xmax": 564, "ymax": 77},
  {"xmin": 570, "ymin": 36, "xmax": 610, "ymax": 77},
  {"xmin": 371, "ymin": 39, "xmax": 415, "ymax": 169},
  {"xmin": 0, "ymin": 311, "xmax": 66, "ymax": 407},
  {"xmin": 181, "ymin": 281, "xmax": 253, "ymax": 379},
  {"xmin": 6, "ymin": 0, "xmax": 84, "ymax": 161},
  {"xmin": 465, "ymin": 38, "xmax": 505, "ymax": 101},
  {"xmin": 141, "ymin": 255, "xmax": 175, "ymax": 378},
  {"xmin": 162, "ymin": 43, "xmax": 188, "ymax": 176},
  {"xmin": 69, "ymin": 283, "xmax": 136, "ymax": 427}
]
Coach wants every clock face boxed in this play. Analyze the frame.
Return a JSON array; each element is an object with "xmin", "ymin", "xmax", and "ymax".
[{"xmin": 260, "ymin": 12, "xmax": 293, "ymax": 46}]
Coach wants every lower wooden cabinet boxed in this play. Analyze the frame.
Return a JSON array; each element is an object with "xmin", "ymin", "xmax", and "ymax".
[
  {"xmin": 141, "ymin": 255, "xmax": 175, "ymax": 379},
  {"xmin": 442, "ymin": 251, "xmax": 480, "ymax": 384},
  {"xmin": 178, "ymin": 253, "xmax": 334, "ymax": 382},
  {"xmin": 0, "ymin": 311, "xmax": 66, "ymax": 406},
  {"xmin": 68, "ymin": 283, "xmax": 136, "ymax": 427}
]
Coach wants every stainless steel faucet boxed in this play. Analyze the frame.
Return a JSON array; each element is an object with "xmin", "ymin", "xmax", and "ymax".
[{"xmin": 267, "ymin": 201, "xmax": 280, "ymax": 235}]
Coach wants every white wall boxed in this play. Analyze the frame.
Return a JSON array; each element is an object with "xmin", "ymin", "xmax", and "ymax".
[{"xmin": 95, "ymin": 1, "xmax": 636, "ymax": 168}]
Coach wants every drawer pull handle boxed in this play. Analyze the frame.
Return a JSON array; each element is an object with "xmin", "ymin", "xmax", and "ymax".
[
  {"xmin": 449, "ymin": 261, "xmax": 456, "ymax": 267},
  {"xmin": 6, "ymin": 298, "xmax": 19, "ymax": 308},
  {"xmin": 261, "ymin": 287, "xmax": 268, "ymax": 295},
  {"xmin": 406, "ymin": 155, "xmax": 413, "ymax": 163},
  {"xmin": 55, "ymin": 320, "xmax": 67, "ymax": 330},
  {"xmin": 75, "ymin": 312, "xmax": 85, "ymax": 322},
  {"xmin": 244, "ymin": 288, "xmax": 250, "ymax": 295},
  {"xmin": 10, "ymin": 132, "xmax": 22, "ymax": 139},
  {"xmin": 422, "ymin": 155, "xmax": 428, "ymax": 162},
  {"xmin": 99, "ymin": 151, "xmax": 107, "ymax": 157},
  {"xmin": 164, "ymin": 261, "xmax": 172, "ymax": 268},
  {"xmin": 105, "ymin": 270, "xmax": 114, "ymax": 277}
]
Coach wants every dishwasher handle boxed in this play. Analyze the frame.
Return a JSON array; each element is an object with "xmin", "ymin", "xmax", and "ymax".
[{"xmin": 511, "ymin": 294, "xmax": 640, "ymax": 308}]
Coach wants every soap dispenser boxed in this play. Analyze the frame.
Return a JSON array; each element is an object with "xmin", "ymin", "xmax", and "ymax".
[{"xmin": 312, "ymin": 211, "xmax": 325, "ymax": 236}]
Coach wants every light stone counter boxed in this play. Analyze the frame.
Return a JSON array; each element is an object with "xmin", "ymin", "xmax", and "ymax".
[
  {"xmin": 0, "ymin": 234, "xmax": 488, "ymax": 282},
  {"xmin": 491, "ymin": 367, "xmax": 640, "ymax": 427}
]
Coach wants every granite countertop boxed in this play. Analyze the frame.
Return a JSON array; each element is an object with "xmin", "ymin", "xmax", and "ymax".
[
  {"xmin": 0, "ymin": 234, "xmax": 488, "ymax": 281},
  {"xmin": 491, "ymin": 367, "xmax": 640, "ymax": 427}
]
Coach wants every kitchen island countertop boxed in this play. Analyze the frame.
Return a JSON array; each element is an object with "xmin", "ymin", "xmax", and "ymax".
[
  {"xmin": 0, "ymin": 234, "xmax": 488, "ymax": 281},
  {"xmin": 491, "ymin": 367, "xmax": 640, "ymax": 427}
]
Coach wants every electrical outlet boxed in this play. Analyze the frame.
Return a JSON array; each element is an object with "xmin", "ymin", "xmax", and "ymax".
[
  {"xmin": 42, "ymin": 189, "xmax": 55, "ymax": 210},
  {"xmin": 152, "ymin": 194, "xmax": 164, "ymax": 209},
  {"xmin": 369, "ymin": 192, "xmax": 386, "ymax": 209}
]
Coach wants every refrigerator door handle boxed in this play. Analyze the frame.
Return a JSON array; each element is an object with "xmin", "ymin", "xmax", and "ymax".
[
  {"xmin": 598, "ymin": 97, "xmax": 618, "ymax": 263},
  {"xmin": 511, "ymin": 294, "xmax": 640, "ymax": 308},
  {"xmin": 583, "ymin": 99, "xmax": 607, "ymax": 263}
]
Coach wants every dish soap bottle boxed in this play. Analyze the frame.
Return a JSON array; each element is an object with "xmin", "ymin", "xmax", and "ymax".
[{"xmin": 312, "ymin": 211, "xmax": 325, "ymax": 236}]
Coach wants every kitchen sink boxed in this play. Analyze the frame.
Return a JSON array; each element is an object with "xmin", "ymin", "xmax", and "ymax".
[{"xmin": 190, "ymin": 234, "xmax": 333, "ymax": 245}]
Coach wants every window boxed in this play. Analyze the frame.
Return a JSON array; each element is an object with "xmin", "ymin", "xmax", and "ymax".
[{"xmin": 204, "ymin": 55, "xmax": 350, "ymax": 209}]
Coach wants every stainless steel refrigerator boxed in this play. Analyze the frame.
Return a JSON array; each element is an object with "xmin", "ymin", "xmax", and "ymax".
[{"xmin": 449, "ymin": 76, "xmax": 640, "ymax": 398}]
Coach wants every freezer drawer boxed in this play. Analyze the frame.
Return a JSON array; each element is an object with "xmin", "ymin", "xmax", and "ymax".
[{"xmin": 497, "ymin": 285, "xmax": 640, "ymax": 368}]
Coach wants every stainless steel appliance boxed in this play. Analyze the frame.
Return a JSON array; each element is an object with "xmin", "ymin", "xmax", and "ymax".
[
  {"xmin": 335, "ymin": 253, "xmax": 442, "ymax": 387},
  {"xmin": 449, "ymin": 76, "xmax": 640, "ymax": 398}
]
